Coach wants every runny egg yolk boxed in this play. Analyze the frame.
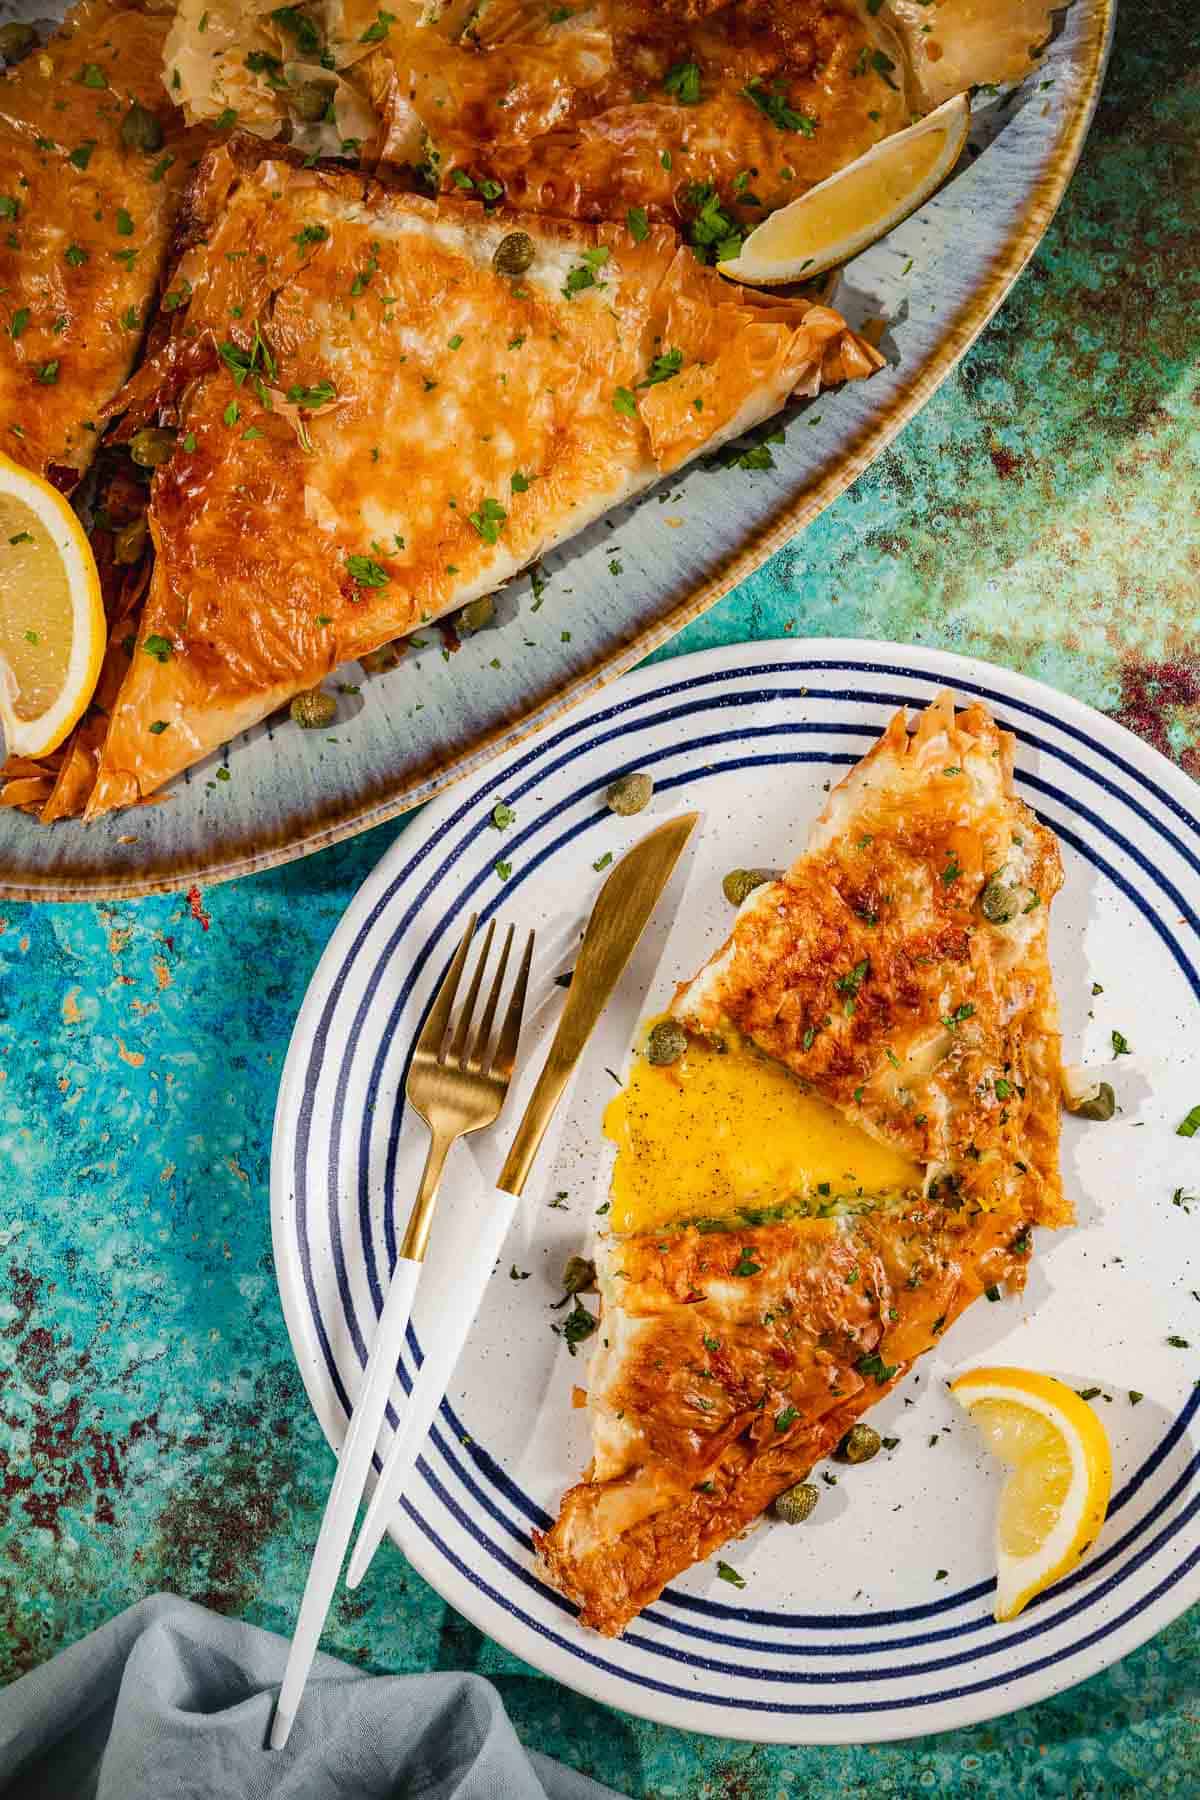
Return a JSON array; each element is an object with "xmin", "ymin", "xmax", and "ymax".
[{"xmin": 603, "ymin": 1025, "xmax": 923, "ymax": 1238}]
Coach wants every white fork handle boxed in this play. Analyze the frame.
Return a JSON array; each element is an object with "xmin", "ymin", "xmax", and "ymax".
[
  {"xmin": 270, "ymin": 1252, "xmax": 423, "ymax": 1751},
  {"xmin": 344, "ymin": 1186, "xmax": 520, "ymax": 1589}
]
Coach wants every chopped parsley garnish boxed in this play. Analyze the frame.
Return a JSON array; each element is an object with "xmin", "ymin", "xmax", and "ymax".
[
  {"xmin": 468, "ymin": 496, "xmax": 507, "ymax": 544},
  {"xmin": 856, "ymin": 1351, "xmax": 898, "ymax": 1384},
  {"xmin": 214, "ymin": 108, "xmax": 238, "ymax": 130},
  {"xmin": 562, "ymin": 245, "xmax": 610, "ymax": 298},
  {"xmin": 115, "ymin": 207, "xmax": 134, "ymax": 236},
  {"xmin": 149, "ymin": 153, "xmax": 175, "ymax": 183},
  {"xmin": 1167, "ymin": 1335, "xmax": 1189, "ymax": 1349},
  {"xmin": 294, "ymin": 223, "xmax": 329, "ymax": 251},
  {"xmin": 148, "ymin": 719, "xmax": 169, "ymax": 734},
  {"xmin": 716, "ymin": 1561, "xmax": 746, "ymax": 1589},
  {"xmin": 626, "ymin": 205, "xmax": 649, "ymax": 243},
  {"xmin": 447, "ymin": 333, "xmax": 463, "ymax": 349},
  {"xmin": 491, "ymin": 801, "xmax": 515, "ymax": 830},
  {"xmin": 682, "ymin": 180, "xmax": 742, "ymax": 264},
  {"xmin": 942, "ymin": 852, "xmax": 962, "ymax": 884},
  {"xmin": 613, "ymin": 386, "xmax": 638, "ymax": 418},
  {"xmin": 554, "ymin": 1297, "xmax": 598, "ymax": 1355},
  {"xmin": 222, "ymin": 399, "xmax": 239, "ymax": 426},
  {"xmin": 731, "ymin": 1246, "xmax": 762, "ymax": 1277},
  {"xmin": 10, "ymin": 535, "xmax": 33, "ymax": 548},
  {"xmin": 835, "ymin": 958, "xmax": 870, "ymax": 1003},
  {"xmin": 69, "ymin": 141, "xmax": 96, "ymax": 171},
  {"xmin": 271, "ymin": 5, "xmax": 322, "ymax": 55},
  {"xmin": 985, "ymin": 1284, "xmax": 1001, "ymax": 1302},
  {"xmin": 868, "ymin": 48, "xmax": 900, "ymax": 90},
  {"xmin": 245, "ymin": 49, "xmax": 284, "ymax": 82},
  {"xmin": 663, "ymin": 60, "xmax": 702, "ymax": 106},
  {"xmin": 358, "ymin": 9, "xmax": 396, "ymax": 43},
  {"xmin": 774, "ymin": 1405, "xmax": 799, "ymax": 1433},
  {"xmin": 120, "ymin": 305, "xmax": 142, "ymax": 332},
  {"xmin": 994, "ymin": 1078, "xmax": 1014, "ymax": 1100},
  {"xmin": 1111, "ymin": 1029, "xmax": 1132, "ymax": 1057},
  {"xmin": 346, "ymin": 553, "xmax": 390, "ymax": 588},
  {"xmin": 638, "ymin": 347, "xmax": 684, "ymax": 387},
  {"xmin": 36, "ymin": 361, "xmax": 58, "ymax": 385},
  {"xmin": 1177, "ymin": 1104, "xmax": 1200, "ymax": 1139},
  {"xmin": 943, "ymin": 1003, "xmax": 975, "ymax": 1031},
  {"xmin": 142, "ymin": 634, "xmax": 173, "ymax": 663},
  {"xmin": 65, "ymin": 244, "xmax": 88, "ymax": 267},
  {"xmin": 742, "ymin": 79, "xmax": 816, "ymax": 135},
  {"xmin": 10, "ymin": 308, "xmax": 29, "ymax": 340},
  {"xmin": 77, "ymin": 62, "xmax": 108, "ymax": 89},
  {"xmin": 182, "ymin": 432, "xmax": 197, "ymax": 452},
  {"xmin": 1129, "ymin": 1390, "xmax": 1144, "ymax": 1405},
  {"xmin": 660, "ymin": 149, "xmax": 672, "ymax": 170},
  {"xmin": 0, "ymin": 196, "xmax": 18, "ymax": 221},
  {"xmin": 510, "ymin": 469, "xmax": 533, "ymax": 493},
  {"xmin": 287, "ymin": 379, "xmax": 336, "ymax": 409}
]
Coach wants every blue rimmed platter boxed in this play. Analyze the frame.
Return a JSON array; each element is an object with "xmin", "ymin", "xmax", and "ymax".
[{"xmin": 1, "ymin": 0, "xmax": 1114, "ymax": 900}]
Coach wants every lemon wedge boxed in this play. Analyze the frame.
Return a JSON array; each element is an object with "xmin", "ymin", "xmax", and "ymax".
[
  {"xmin": 719, "ymin": 92, "xmax": 970, "ymax": 287},
  {"xmin": 0, "ymin": 452, "xmax": 105, "ymax": 759},
  {"xmin": 951, "ymin": 1366, "xmax": 1113, "ymax": 1622}
]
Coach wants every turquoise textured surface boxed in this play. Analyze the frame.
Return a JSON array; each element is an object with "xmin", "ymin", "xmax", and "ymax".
[{"xmin": 2, "ymin": 3, "xmax": 1198, "ymax": 1792}]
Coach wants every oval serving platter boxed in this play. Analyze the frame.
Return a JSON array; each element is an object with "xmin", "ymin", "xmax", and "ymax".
[
  {"xmin": 272, "ymin": 638, "xmax": 1200, "ymax": 1746},
  {"xmin": 0, "ymin": 0, "xmax": 1114, "ymax": 901}
]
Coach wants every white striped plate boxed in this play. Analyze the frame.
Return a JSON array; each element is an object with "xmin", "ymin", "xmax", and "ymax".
[{"xmin": 271, "ymin": 639, "xmax": 1200, "ymax": 1744}]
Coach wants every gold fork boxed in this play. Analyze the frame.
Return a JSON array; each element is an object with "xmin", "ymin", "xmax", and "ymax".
[
  {"xmin": 271, "ymin": 914, "xmax": 534, "ymax": 1751},
  {"xmin": 400, "ymin": 913, "xmax": 534, "ymax": 1262}
]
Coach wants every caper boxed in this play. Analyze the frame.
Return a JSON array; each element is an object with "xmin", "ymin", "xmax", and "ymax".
[
  {"xmin": 361, "ymin": 639, "xmax": 403, "ymax": 674},
  {"xmin": 492, "ymin": 231, "xmax": 535, "ymax": 277},
  {"xmin": 980, "ymin": 876, "xmax": 1020, "ymax": 924},
  {"xmin": 645, "ymin": 1019, "xmax": 687, "ymax": 1067},
  {"xmin": 773, "ymin": 1482, "xmax": 819, "ymax": 1525},
  {"xmin": 128, "ymin": 426, "xmax": 177, "ymax": 469},
  {"xmin": 607, "ymin": 771, "xmax": 653, "ymax": 817},
  {"xmin": 835, "ymin": 1423, "xmax": 882, "ymax": 1465},
  {"xmin": 290, "ymin": 78, "xmax": 336, "ymax": 123},
  {"xmin": 457, "ymin": 593, "xmax": 495, "ymax": 636},
  {"xmin": 722, "ymin": 867, "xmax": 775, "ymax": 907},
  {"xmin": 561, "ymin": 1254, "xmax": 597, "ymax": 1297},
  {"xmin": 1065, "ymin": 1080, "xmax": 1116, "ymax": 1122},
  {"xmin": 113, "ymin": 517, "xmax": 148, "ymax": 564},
  {"xmin": 290, "ymin": 687, "xmax": 337, "ymax": 729},
  {"xmin": 120, "ymin": 102, "xmax": 164, "ymax": 154},
  {"xmin": 0, "ymin": 22, "xmax": 37, "ymax": 64}
]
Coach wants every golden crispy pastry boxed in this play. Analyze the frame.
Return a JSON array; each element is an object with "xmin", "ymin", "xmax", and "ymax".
[
  {"xmin": 536, "ymin": 692, "xmax": 1069, "ymax": 1634},
  {"xmin": 0, "ymin": 0, "xmax": 206, "ymax": 488},
  {"xmin": 82, "ymin": 134, "xmax": 880, "ymax": 816}
]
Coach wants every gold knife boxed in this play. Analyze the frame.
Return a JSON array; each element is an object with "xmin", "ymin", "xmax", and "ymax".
[
  {"xmin": 498, "ymin": 810, "xmax": 699, "ymax": 1197},
  {"xmin": 344, "ymin": 810, "xmax": 697, "ymax": 1588}
]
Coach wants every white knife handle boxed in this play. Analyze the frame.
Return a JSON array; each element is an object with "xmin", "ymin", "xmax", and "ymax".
[
  {"xmin": 271, "ymin": 1251, "xmax": 422, "ymax": 1749},
  {"xmin": 344, "ymin": 1186, "xmax": 520, "ymax": 1589}
]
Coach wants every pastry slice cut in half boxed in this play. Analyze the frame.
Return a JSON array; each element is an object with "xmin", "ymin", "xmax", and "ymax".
[
  {"xmin": 82, "ymin": 134, "xmax": 881, "ymax": 818},
  {"xmin": 535, "ymin": 691, "xmax": 1070, "ymax": 1635}
]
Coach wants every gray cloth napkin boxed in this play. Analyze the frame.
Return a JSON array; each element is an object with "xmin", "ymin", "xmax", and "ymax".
[{"xmin": 0, "ymin": 1594, "xmax": 622, "ymax": 1799}]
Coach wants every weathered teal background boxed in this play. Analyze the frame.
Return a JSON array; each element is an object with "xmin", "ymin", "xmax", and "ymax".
[{"xmin": 2, "ymin": 4, "xmax": 1198, "ymax": 1792}]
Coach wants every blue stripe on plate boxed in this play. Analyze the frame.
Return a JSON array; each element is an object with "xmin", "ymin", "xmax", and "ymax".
[{"xmin": 287, "ymin": 660, "xmax": 1198, "ymax": 1699}]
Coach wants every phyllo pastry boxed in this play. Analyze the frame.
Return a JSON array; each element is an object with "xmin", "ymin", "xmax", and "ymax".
[
  {"xmin": 169, "ymin": 0, "xmax": 912, "ymax": 249},
  {"xmin": 84, "ymin": 134, "xmax": 881, "ymax": 816},
  {"xmin": 536, "ymin": 692, "xmax": 1069, "ymax": 1634},
  {"xmin": 0, "ymin": 0, "xmax": 206, "ymax": 489}
]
